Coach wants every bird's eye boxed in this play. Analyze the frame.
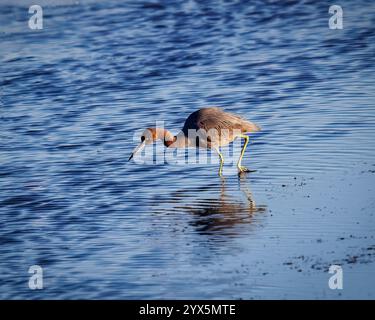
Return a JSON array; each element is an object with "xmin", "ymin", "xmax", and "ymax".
[{"xmin": 141, "ymin": 136, "xmax": 145, "ymax": 142}]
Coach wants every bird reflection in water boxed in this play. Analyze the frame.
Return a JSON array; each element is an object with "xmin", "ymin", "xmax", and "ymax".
[{"xmin": 154, "ymin": 175, "xmax": 266, "ymax": 238}]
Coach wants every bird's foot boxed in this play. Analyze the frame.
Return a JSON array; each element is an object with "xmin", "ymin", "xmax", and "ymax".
[{"xmin": 238, "ymin": 166, "xmax": 256, "ymax": 174}]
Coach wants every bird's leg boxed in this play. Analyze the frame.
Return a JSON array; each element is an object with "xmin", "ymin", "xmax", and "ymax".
[
  {"xmin": 237, "ymin": 134, "xmax": 253, "ymax": 174},
  {"xmin": 214, "ymin": 147, "xmax": 225, "ymax": 176}
]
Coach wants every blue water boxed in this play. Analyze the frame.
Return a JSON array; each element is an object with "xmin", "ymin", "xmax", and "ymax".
[{"xmin": 1, "ymin": 0, "xmax": 375, "ymax": 299}]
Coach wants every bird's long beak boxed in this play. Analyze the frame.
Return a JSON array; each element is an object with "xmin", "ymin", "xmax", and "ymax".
[{"xmin": 128, "ymin": 141, "xmax": 145, "ymax": 161}]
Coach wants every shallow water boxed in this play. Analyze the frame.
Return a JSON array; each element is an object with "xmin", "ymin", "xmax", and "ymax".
[{"xmin": 1, "ymin": 0, "xmax": 375, "ymax": 299}]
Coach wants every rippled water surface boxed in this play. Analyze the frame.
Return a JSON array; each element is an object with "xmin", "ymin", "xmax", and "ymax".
[{"xmin": 1, "ymin": 0, "xmax": 375, "ymax": 299}]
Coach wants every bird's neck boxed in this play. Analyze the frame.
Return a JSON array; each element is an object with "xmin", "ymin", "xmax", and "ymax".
[
  {"xmin": 163, "ymin": 134, "xmax": 177, "ymax": 147},
  {"xmin": 153, "ymin": 128, "xmax": 176, "ymax": 147}
]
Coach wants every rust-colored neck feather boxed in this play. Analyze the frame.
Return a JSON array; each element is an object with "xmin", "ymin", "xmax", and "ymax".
[
  {"xmin": 147, "ymin": 128, "xmax": 176, "ymax": 147},
  {"xmin": 163, "ymin": 137, "xmax": 177, "ymax": 147}
]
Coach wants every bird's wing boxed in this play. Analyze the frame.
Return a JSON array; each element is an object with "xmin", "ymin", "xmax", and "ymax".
[
  {"xmin": 183, "ymin": 109, "xmax": 260, "ymax": 134},
  {"xmin": 182, "ymin": 108, "xmax": 260, "ymax": 147}
]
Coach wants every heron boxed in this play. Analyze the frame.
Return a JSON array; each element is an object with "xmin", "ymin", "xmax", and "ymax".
[{"xmin": 128, "ymin": 107, "xmax": 261, "ymax": 176}]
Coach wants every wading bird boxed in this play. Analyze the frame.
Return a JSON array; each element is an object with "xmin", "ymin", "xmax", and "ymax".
[{"xmin": 128, "ymin": 107, "xmax": 261, "ymax": 176}]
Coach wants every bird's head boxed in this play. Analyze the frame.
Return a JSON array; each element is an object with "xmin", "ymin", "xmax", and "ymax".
[{"xmin": 128, "ymin": 128, "xmax": 174, "ymax": 161}]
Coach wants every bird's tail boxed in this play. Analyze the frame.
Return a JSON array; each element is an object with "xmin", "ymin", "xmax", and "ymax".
[{"xmin": 244, "ymin": 121, "xmax": 261, "ymax": 133}]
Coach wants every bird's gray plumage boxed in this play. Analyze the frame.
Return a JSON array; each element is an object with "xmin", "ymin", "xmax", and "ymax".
[{"xmin": 181, "ymin": 107, "xmax": 261, "ymax": 148}]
